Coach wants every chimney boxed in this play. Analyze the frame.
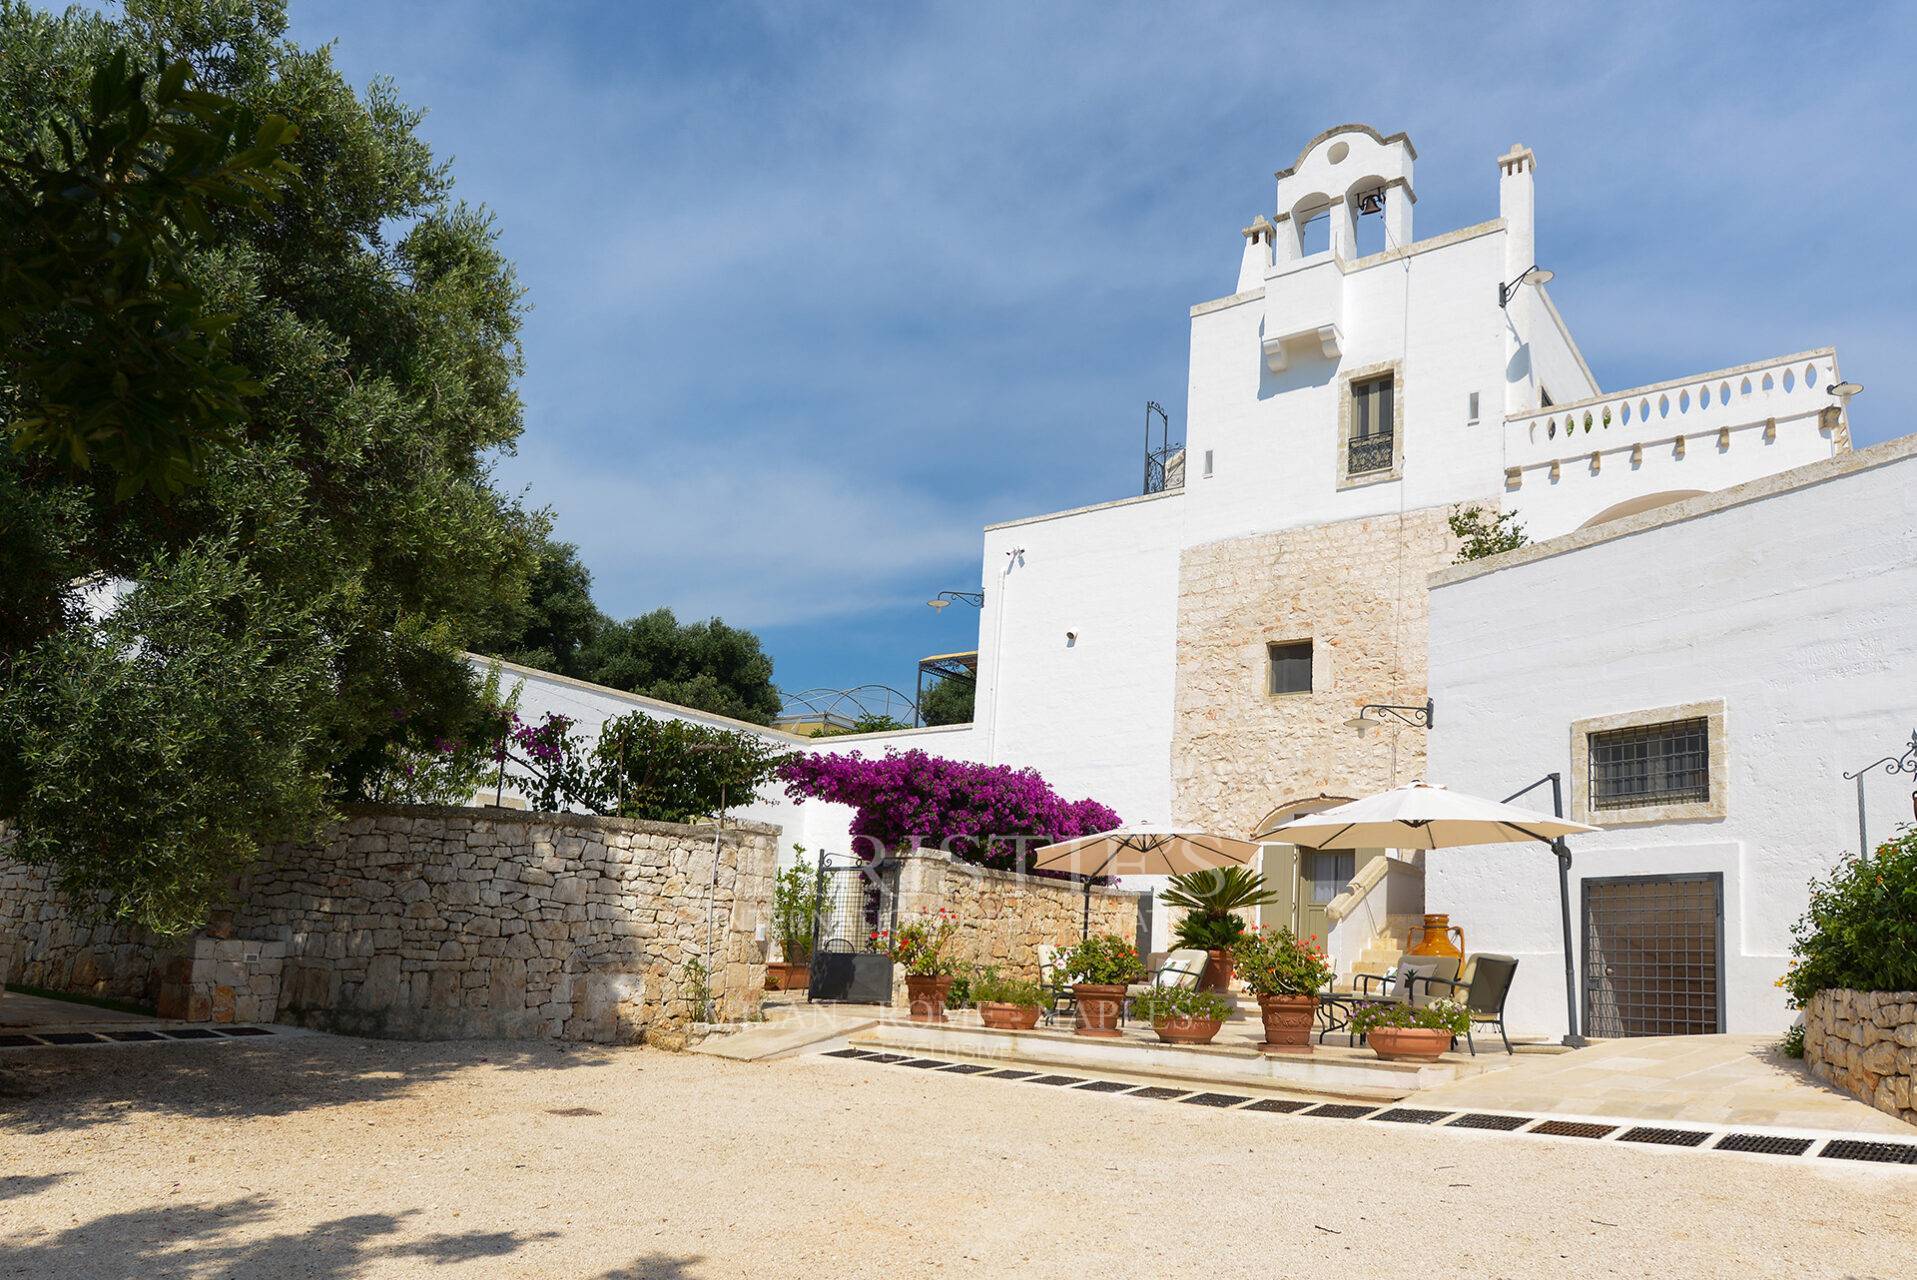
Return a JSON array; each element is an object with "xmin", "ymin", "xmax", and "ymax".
[
  {"xmin": 1238, "ymin": 215, "xmax": 1275, "ymax": 293},
  {"xmin": 1498, "ymin": 144, "xmax": 1537, "ymax": 291}
]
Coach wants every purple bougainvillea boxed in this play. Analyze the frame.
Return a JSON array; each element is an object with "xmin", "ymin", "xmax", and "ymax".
[{"xmin": 777, "ymin": 749, "xmax": 1121, "ymax": 875}]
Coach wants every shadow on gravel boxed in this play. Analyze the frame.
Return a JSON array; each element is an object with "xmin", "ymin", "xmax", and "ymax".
[
  {"xmin": 0, "ymin": 1035, "xmax": 630, "ymax": 1135},
  {"xmin": 0, "ymin": 1196, "xmax": 568, "ymax": 1278}
]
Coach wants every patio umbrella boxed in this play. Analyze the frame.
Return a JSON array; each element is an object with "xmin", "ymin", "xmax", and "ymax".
[
  {"xmin": 1029, "ymin": 827, "xmax": 1260, "ymax": 937},
  {"xmin": 1255, "ymin": 780, "xmax": 1600, "ymax": 1045}
]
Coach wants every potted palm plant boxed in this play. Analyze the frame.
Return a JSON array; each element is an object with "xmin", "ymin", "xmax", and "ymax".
[
  {"xmin": 1233, "ymin": 926, "xmax": 1333, "ymax": 1054},
  {"xmin": 1132, "ymin": 985, "xmax": 1232, "ymax": 1045},
  {"xmin": 972, "ymin": 966, "xmax": 1046, "ymax": 1031},
  {"xmin": 1162, "ymin": 867, "xmax": 1281, "ymax": 990},
  {"xmin": 1351, "ymin": 998, "xmax": 1470, "ymax": 1062},
  {"xmin": 766, "ymin": 860, "xmax": 823, "ymax": 991},
  {"xmin": 1057, "ymin": 934, "xmax": 1145, "ymax": 1038},
  {"xmin": 874, "ymin": 909, "xmax": 960, "ymax": 1022}
]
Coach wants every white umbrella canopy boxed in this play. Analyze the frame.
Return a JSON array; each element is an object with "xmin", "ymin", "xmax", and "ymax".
[
  {"xmin": 1252, "ymin": 780, "xmax": 1598, "ymax": 849},
  {"xmin": 1029, "ymin": 827, "xmax": 1259, "ymax": 878}
]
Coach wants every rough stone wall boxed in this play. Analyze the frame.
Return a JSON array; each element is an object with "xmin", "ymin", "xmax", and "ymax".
[
  {"xmin": 0, "ymin": 849, "xmax": 176, "ymax": 1004},
  {"xmin": 889, "ymin": 850, "xmax": 1144, "ymax": 1006},
  {"xmin": 0, "ymin": 806, "xmax": 777, "ymax": 1045},
  {"xmin": 1171, "ymin": 504, "xmax": 1463, "ymax": 835},
  {"xmin": 1803, "ymin": 989, "xmax": 1917, "ymax": 1126},
  {"xmin": 156, "ymin": 938, "xmax": 286, "ymax": 1024}
]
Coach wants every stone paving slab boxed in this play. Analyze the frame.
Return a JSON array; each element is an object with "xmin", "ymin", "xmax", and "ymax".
[{"xmin": 1406, "ymin": 1033, "xmax": 1913, "ymax": 1136}]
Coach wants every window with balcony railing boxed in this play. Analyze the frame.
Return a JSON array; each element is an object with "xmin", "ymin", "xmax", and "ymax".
[{"xmin": 1348, "ymin": 374, "xmax": 1394, "ymax": 475}]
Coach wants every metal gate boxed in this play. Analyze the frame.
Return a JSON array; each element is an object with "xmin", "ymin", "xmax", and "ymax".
[
  {"xmin": 806, "ymin": 851, "xmax": 898, "ymax": 1003},
  {"xmin": 1582, "ymin": 873, "xmax": 1724, "ymax": 1037}
]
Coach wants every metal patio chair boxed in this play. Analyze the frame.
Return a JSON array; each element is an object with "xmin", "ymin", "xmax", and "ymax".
[{"xmin": 1417, "ymin": 953, "xmax": 1519, "ymax": 1055}]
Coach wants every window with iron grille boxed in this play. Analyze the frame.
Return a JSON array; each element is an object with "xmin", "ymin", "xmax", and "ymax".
[
  {"xmin": 1348, "ymin": 375, "xmax": 1394, "ymax": 475},
  {"xmin": 1589, "ymin": 718, "xmax": 1709, "ymax": 810},
  {"xmin": 1267, "ymin": 640, "xmax": 1312, "ymax": 695}
]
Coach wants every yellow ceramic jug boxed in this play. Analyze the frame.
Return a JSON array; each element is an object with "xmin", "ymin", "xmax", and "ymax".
[{"xmin": 1406, "ymin": 913, "xmax": 1464, "ymax": 959}]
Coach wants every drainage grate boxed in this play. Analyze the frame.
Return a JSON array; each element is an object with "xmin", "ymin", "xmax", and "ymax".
[
  {"xmin": 1125, "ymin": 1087, "xmax": 1189, "ymax": 1101},
  {"xmin": 1712, "ymin": 1133, "xmax": 1812, "ymax": 1157},
  {"xmin": 823, "ymin": 1048, "xmax": 873, "ymax": 1059},
  {"xmin": 102, "ymin": 1030, "xmax": 166, "ymax": 1043},
  {"xmin": 1243, "ymin": 1098, "xmax": 1312, "ymax": 1114},
  {"xmin": 1447, "ymin": 1113, "xmax": 1534, "ymax": 1131},
  {"xmin": 159, "ymin": 1029, "xmax": 221, "ymax": 1040},
  {"xmin": 898, "ymin": 1058, "xmax": 950, "ymax": 1069},
  {"xmin": 1528, "ymin": 1120, "xmax": 1617, "ymax": 1139},
  {"xmin": 862, "ymin": 1053, "xmax": 909, "ymax": 1064},
  {"xmin": 1818, "ymin": 1139, "xmax": 1917, "ymax": 1165},
  {"xmin": 1073, "ymin": 1080, "xmax": 1136, "ymax": 1093},
  {"xmin": 216, "ymin": 1026, "xmax": 274, "ymax": 1037},
  {"xmin": 1026, "ymin": 1074, "xmax": 1086, "ymax": 1086},
  {"xmin": 1302, "ymin": 1104, "xmax": 1377, "ymax": 1120},
  {"xmin": 983, "ymin": 1069, "xmax": 1037, "ymax": 1080},
  {"xmin": 938, "ymin": 1063, "xmax": 990, "ymax": 1074},
  {"xmin": 35, "ymin": 1032, "xmax": 105, "ymax": 1046},
  {"xmin": 1618, "ymin": 1126, "xmax": 1711, "ymax": 1147},
  {"xmin": 1373, "ymin": 1108, "xmax": 1451, "ymax": 1125},
  {"xmin": 0, "ymin": 1034, "xmax": 39, "ymax": 1048},
  {"xmin": 1179, "ymin": 1092, "xmax": 1251, "ymax": 1108}
]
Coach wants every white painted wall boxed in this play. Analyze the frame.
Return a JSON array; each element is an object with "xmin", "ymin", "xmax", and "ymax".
[{"xmin": 1425, "ymin": 438, "xmax": 1917, "ymax": 1037}]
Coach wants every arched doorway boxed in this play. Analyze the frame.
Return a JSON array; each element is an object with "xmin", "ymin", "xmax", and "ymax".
[{"xmin": 1252, "ymin": 795, "xmax": 1378, "ymax": 943}]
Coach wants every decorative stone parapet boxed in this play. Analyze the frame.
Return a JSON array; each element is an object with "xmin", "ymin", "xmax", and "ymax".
[
  {"xmin": 1803, "ymin": 989, "xmax": 1917, "ymax": 1126},
  {"xmin": 885, "ymin": 849, "xmax": 1145, "ymax": 1008}
]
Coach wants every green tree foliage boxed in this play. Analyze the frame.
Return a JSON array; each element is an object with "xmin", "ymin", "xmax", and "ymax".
[
  {"xmin": 472, "ymin": 536, "xmax": 605, "ymax": 678},
  {"xmin": 0, "ymin": 0, "xmax": 541, "ymax": 933},
  {"xmin": 506, "ymin": 711, "xmax": 788, "ymax": 825},
  {"xmin": 1782, "ymin": 829, "xmax": 1917, "ymax": 1006},
  {"xmin": 1, "ymin": 43, "xmax": 298, "ymax": 493},
  {"xmin": 917, "ymin": 674, "xmax": 975, "ymax": 726},
  {"xmin": 581, "ymin": 607, "xmax": 781, "ymax": 725},
  {"xmin": 1447, "ymin": 503, "xmax": 1528, "ymax": 563}
]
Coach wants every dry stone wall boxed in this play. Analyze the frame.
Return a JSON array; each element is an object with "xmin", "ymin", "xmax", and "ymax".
[
  {"xmin": 0, "ymin": 805, "xmax": 777, "ymax": 1045},
  {"xmin": 889, "ymin": 850, "xmax": 1144, "ymax": 1006},
  {"xmin": 1803, "ymin": 988, "xmax": 1917, "ymax": 1126}
]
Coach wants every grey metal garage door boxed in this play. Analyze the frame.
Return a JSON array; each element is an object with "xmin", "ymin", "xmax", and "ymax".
[{"xmin": 1582, "ymin": 873, "xmax": 1724, "ymax": 1037}]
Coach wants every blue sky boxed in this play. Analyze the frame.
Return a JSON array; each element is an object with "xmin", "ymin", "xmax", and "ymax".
[{"xmin": 285, "ymin": 0, "xmax": 1917, "ymax": 702}]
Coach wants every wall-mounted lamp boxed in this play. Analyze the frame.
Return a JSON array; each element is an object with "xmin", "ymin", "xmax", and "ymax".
[
  {"xmin": 1345, "ymin": 698, "xmax": 1435, "ymax": 732},
  {"xmin": 1498, "ymin": 265, "xmax": 1554, "ymax": 309},
  {"xmin": 926, "ymin": 590, "xmax": 983, "ymax": 612}
]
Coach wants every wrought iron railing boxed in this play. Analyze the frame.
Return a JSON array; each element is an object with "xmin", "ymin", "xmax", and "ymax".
[{"xmin": 1347, "ymin": 431, "xmax": 1393, "ymax": 476}]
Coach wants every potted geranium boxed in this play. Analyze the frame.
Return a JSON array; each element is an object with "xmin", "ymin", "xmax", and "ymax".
[
  {"xmin": 766, "ymin": 860, "xmax": 823, "ymax": 991},
  {"xmin": 1351, "ymin": 999, "xmax": 1470, "ymax": 1062},
  {"xmin": 1233, "ymin": 926, "xmax": 1333, "ymax": 1054},
  {"xmin": 971, "ymin": 966, "xmax": 1046, "ymax": 1031},
  {"xmin": 1131, "ymin": 985, "xmax": 1232, "ymax": 1045},
  {"xmin": 1057, "ymin": 934, "xmax": 1144, "ymax": 1038},
  {"xmin": 874, "ymin": 909, "xmax": 960, "ymax": 1022}
]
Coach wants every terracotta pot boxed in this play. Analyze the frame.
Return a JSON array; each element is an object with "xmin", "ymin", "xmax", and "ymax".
[
  {"xmin": 1072, "ymin": 983, "xmax": 1127, "ymax": 1038},
  {"xmin": 978, "ymin": 1001, "xmax": 1042, "ymax": 1031},
  {"xmin": 1200, "ymin": 949, "xmax": 1235, "ymax": 991},
  {"xmin": 1153, "ymin": 1015, "xmax": 1223, "ymax": 1045},
  {"xmin": 905, "ymin": 975, "xmax": 954, "ymax": 1023},
  {"xmin": 1366, "ymin": 1025, "xmax": 1452, "ymax": 1062},
  {"xmin": 764, "ymin": 961, "xmax": 809, "ymax": 991},
  {"xmin": 1256, "ymin": 993, "xmax": 1317, "ymax": 1054}
]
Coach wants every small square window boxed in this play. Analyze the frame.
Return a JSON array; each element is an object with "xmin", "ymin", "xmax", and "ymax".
[
  {"xmin": 1589, "ymin": 718, "xmax": 1709, "ymax": 810},
  {"xmin": 1467, "ymin": 391, "xmax": 1480, "ymax": 423},
  {"xmin": 1267, "ymin": 641, "xmax": 1312, "ymax": 695},
  {"xmin": 1203, "ymin": 449, "xmax": 1214, "ymax": 478}
]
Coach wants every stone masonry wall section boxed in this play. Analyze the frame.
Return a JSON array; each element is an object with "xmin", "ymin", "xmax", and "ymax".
[
  {"xmin": 888, "ymin": 850, "xmax": 1144, "ymax": 1007},
  {"xmin": 1803, "ymin": 988, "xmax": 1917, "ymax": 1127},
  {"xmin": 1, "ymin": 805, "xmax": 778, "ymax": 1045}
]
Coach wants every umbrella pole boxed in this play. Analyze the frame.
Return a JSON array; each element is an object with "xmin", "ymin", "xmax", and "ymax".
[{"xmin": 1547, "ymin": 774, "xmax": 1587, "ymax": 1049}]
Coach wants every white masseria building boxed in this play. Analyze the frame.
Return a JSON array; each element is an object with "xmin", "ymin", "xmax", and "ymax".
[{"xmin": 496, "ymin": 124, "xmax": 1917, "ymax": 1040}]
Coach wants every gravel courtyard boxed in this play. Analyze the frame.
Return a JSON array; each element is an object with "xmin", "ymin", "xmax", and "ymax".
[{"xmin": 1, "ymin": 1033, "xmax": 1908, "ymax": 1279}]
